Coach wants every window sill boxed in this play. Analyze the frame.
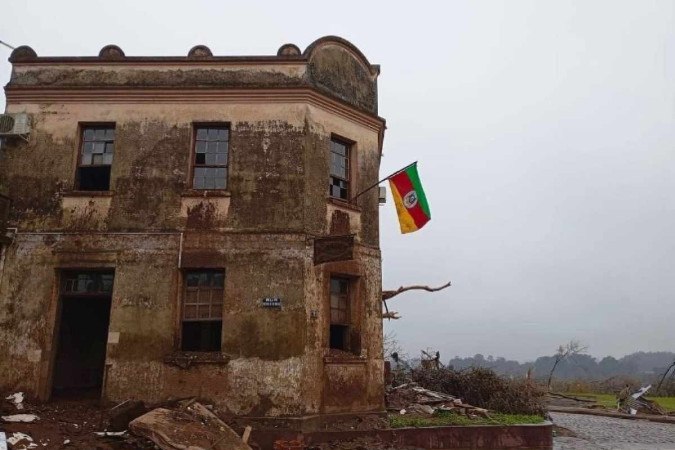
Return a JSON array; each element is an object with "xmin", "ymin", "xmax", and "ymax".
[
  {"xmin": 163, "ymin": 351, "xmax": 230, "ymax": 369},
  {"xmin": 181, "ymin": 190, "xmax": 231, "ymax": 198},
  {"xmin": 324, "ymin": 348, "xmax": 366, "ymax": 364},
  {"xmin": 324, "ymin": 356, "xmax": 367, "ymax": 365},
  {"xmin": 63, "ymin": 190, "xmax": 114, "ymax": 197},
  {"xmin": 328, "ymin": 197, "xmax": 361, "ymax": 212}
]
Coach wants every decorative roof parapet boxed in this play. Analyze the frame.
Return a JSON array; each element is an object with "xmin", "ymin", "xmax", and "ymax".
[{"xmin": 5, "ymin": 36, "xmax": 381, "ymax": 115}]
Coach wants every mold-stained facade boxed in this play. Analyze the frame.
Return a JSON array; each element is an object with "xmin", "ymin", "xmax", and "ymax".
[{"xmin": 0, "ymin": 37, "xmax": 386, "ymax": 418}]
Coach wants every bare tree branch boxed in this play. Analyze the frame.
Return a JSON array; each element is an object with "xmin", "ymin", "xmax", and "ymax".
[
  {"xmin": 547, "ymin": 340, "xmax": 588, "ymax": 390},
  {"xmin": 382, "ymin": 311, "xmax": 401, "ymax": 320},
  {"xmin": 382, "ymin": 281, "xmax": 451, "ymax": 301},
  {"xmin": 656, "ymin": 360, "xmax": 675, "ymax": 394}
]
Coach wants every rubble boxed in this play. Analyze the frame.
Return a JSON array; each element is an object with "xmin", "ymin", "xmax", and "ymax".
[
  {"xmin": 618, "ymin": 385, "xmax": 667, "ymax": 416},
  {"xmin": 6, "ymin": 432, "xmax": 36, "ymax": 450},
  {"xmin": 93, "ymin": 431, "xmax": 127, "ymax": 437},
  {"xmin": 1, "ymin": 414, "xmax": 38, "ymax": 423},
  {"xmin": 5, "ymin": 393, "xmax": 24, "ymax": 411},
  {"xmin": 386, "ymin": 382, "xmax": 491, "ymax": 419},
  {"xmin": 129, "ymin": 401, "xmax": 252, "ymax": 450},
  {"xmin": 107, "ymin": 399, "xmax": 148, "ymax": 431}
]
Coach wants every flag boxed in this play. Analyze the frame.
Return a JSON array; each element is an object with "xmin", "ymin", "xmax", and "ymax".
[{"xmin": 389, "ymin": 163, "xmax": 431, "ymax": 233}]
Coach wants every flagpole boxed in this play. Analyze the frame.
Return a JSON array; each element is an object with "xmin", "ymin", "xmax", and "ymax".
[{"xmin": 350, "ymin": 161, "xmax": 417, "ymax": 203}]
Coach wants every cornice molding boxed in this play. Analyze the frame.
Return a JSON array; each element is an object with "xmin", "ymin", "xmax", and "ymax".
[
  {"xmin": 9, "ymin": 58, "xmax": 306, "ymax": 68},
  {"xmin": 4, "ymin": 87, "xmax": 386, "ymax": 133}
]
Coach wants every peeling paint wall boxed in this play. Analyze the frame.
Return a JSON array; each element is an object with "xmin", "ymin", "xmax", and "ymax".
[{"xmin": 0, "ymin": 37, "xmax": 385, "ymax": 418}]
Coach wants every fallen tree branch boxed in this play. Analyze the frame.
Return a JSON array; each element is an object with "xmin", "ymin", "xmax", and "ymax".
[
  {"xmin": 548, "ymin": 392, "xmax": 596, "ymax": 403},
  {"xmin": 382, "ymin": 281, "xmax": 451, "ymax": 301}
]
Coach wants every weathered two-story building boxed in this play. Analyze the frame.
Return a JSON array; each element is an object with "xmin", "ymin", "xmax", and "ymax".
[{"xmin": 0, "ymin": 36, "xmax": 386, "ymax": 419}]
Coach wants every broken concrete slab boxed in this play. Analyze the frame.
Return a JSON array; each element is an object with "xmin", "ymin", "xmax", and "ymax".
[
  {"xmin": 1, "ymin": 414, "xmax": 39, "ymax": 423},
  {"xmin": 6, "ymin": 432, "xmax": 36, "ymax": 449},
  {"xmin": 5, "ymin": 392, "xmax": 24, "ymax": 410},
  {"xmin": 129, "ymin": 404, "xmax": 251, "ymax": 450}
]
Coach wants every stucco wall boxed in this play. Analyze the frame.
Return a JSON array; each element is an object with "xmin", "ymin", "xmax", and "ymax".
[{"xmin": 0, "ymin": 37, "xmax": 385, "ymax": 416}]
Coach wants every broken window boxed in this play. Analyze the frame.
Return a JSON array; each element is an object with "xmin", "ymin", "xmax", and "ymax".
[
  {"xmin": 62, "ymin": 272, "xmax": 114, "ymax": 295},
  {"xmin": 193, "ymin": 126, "xmax": 229, "ymax": 189},
  {"xmin": 329, "ymin": 276, "xmax": 351, "ymax": 351},
  {"xmin": 181, "ymin": 270, "xmax": 224, "ymax": 351},
  {"xmin": 77, "ymin": 125, "xmax": 115, "ymax": 191},
  {"xmin": 329, "ymin": 138, "xmax": 351, "ymax": 201}
]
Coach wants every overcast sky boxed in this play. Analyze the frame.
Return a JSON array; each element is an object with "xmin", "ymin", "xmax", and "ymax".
[{"xmin": 2, "ymin": 1, "xmax": 674, "ymax": 362}]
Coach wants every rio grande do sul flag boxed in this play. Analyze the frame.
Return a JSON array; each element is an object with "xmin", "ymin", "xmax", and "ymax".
[{"xmin": 389, "ymin": 163, "xmax": 431, "ymax": 233}]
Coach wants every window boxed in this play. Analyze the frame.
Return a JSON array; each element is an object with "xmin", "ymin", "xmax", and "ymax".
[
  {"xmin": 62, "ymin": 272, "xmax": 114, "ymax": 295},
  {"xmin": 77, "ymin": 125, "xmax": 115, "ymax": 191},
  {"xmin": 181, "ymin": 270, "xmax": 224, "ymax": 351},
  {"xmin": 329, "ymin": 138, "xmax": 350, "ymax": 200},
  {"xmin": 329, "ymin": 276, "xmax": 351, "ymax": 351},
  {"xmin": 192, "ymin": 126, "xmax": 229, "ymax": 189}
]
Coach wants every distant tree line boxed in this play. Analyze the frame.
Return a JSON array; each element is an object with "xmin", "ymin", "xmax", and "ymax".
[{"xmin": 445, "ymin": 351, "xmax": 675, "ymax": 382}]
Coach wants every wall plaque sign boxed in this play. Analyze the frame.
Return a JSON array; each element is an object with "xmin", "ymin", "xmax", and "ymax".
[{"xmin": 261, "ymin": 297, "xmax": 282, "ymax": 308}]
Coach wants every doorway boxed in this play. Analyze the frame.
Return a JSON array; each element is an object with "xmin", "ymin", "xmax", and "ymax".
[{"xmin": 51, "ymin": 271, "xmax": 114, "ymax": 399}]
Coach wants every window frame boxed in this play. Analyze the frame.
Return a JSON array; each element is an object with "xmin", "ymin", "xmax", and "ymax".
[
  {"xmin": 75, "ymin": 123, "xmax": 116, "ymax": 192},
  {"xmin": 329, "ymin": 135, "xmax": 354, "ymax": 202},
  {"xmin": 190, "ymin": 123, "xmax": 230, "ymax": 191},
  {"xmin": 180, "ymin": 269, "xmax": 225, "ymax": 352},
  {"xmin": 328, "ymin": 275, "xmax": 354, "ymax": 352}
]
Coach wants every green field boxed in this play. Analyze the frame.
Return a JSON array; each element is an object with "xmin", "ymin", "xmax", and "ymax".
[
  {"xmin": 389, "ymin": 412, "xmax": 545, "ymax": 428},
  {"xmin": 565, "ymin": 393, "xmax": 675, "ymax": 412}
]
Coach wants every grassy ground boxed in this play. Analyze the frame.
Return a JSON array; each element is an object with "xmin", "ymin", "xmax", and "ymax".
[
  {"xmin": 565, "ymin": 392, "xmax": 675, "ymax": 412},
  {"xmin": 389, "ymin": 412, "xmax": 545, "ymax": 428}
]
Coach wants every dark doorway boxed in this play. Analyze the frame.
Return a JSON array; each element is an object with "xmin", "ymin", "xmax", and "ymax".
[{"xmin": 52, "ymin": 271, "xmax": 114, "ymax": 399}]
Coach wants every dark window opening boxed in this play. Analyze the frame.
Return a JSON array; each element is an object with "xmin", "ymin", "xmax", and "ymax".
[
  {"xmin": 330, "ymin": 324, "xmax": 350, "ymax": 351},
  {"xmin": 193, "ymin": 126, "xmax": 229, "ymax": 189},
  {"xmin": 329, "ymin": 138, "xmax": 350, "ymax": 200},
  {"xmin": 181, "ymin": 321, "xmax": 222, "ymax": 352},
  {"xmin": 77, "ymin": 166, "xmax": 111, "ymax": 191},
  {"xmin": 181, "ymin": 269, "xmax": 224, "ymax": 351},
  {"xmin": 329, "ymin": 276, "xmax": 351, "ymax": 351}
]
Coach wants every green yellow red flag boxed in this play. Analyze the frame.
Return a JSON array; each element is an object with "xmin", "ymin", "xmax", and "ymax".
[{"xmin": 388, "ymin": 163, "xmax": 431, "ymax": 233}]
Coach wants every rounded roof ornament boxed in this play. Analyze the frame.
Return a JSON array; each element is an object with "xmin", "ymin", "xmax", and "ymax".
[
  {"xmin": 188, "ymin": 45, "xmax": 213, "ymax": 58},
  {"xmin": 277, "ymin": 43, "xmax": 301, "ymax": 57},
  {"xmin": 9, "ymin": 45, "xmax": 38, "ymax": 62},
  {"xmin": 98, "ymin": 45, "xmax": 125, "ymax": 59},
  {"xmin": 303, "ymin": 36, "xmax": 377, "ymax": 76}
]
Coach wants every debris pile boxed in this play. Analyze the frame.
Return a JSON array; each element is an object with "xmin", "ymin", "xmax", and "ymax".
[
  {"xmin": 410, "ymin": 366, "xmax": 546, "ymax": 416},
  {"xmin": 386, "ymin": 382, "xmax": 490, "ymax": 419},
  {"xmin": 618, "ymin": 385, "xmax": 667, "ymax": 416},
  {"xmin": 130, "ymin": 399, "xmax": 252, "ymax": 450},
  {"xmin": 0, "ymin": 392, "xmax": 254, "ymax": 449},
  {"xmin": 5, "ymin": 394, "xmax": 24, "ymax": 411}
]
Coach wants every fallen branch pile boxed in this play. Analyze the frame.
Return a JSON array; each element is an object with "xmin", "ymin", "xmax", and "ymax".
[{"xmin": 386, "ymin": 382, "xmax": 490, "ymax": 419}]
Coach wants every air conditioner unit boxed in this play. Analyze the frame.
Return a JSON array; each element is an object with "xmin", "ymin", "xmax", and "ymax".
[{"xmin": 0, "ymin": 113, "xmax": 31, "ymax": 137}]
